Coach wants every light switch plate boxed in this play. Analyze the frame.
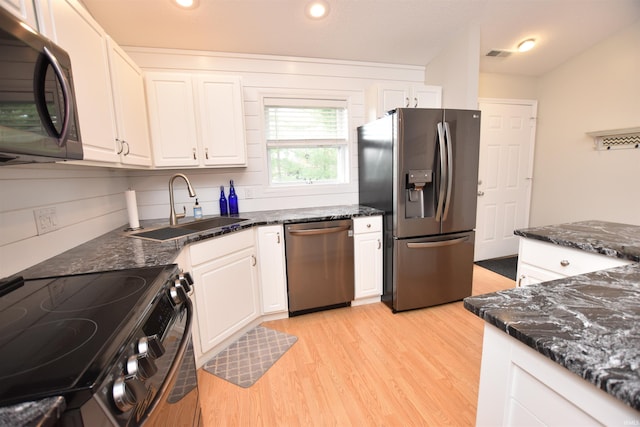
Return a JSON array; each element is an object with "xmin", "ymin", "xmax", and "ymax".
[{"xmin": 34, "ymin": 207, "xmax": 59, "ymax": 235}]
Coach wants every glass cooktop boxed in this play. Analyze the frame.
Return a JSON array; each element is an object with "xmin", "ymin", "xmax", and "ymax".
[{"xmin": 0, "ymin": 265, "xmax": 176, "ymax": 407}]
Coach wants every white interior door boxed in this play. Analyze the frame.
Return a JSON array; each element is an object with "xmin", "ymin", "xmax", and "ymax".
[{"xmin": 474, "ymin": 99, "xmax": 537, "ymax": 261}]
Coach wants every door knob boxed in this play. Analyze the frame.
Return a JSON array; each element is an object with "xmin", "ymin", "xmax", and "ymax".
[{"xmin": 477, "ymin": 191, "xmax": 485, "ymax": 196}]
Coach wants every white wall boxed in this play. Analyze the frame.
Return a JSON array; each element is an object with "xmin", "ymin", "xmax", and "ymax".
[
  {"xmin": 426, "ymin": 23, "xmax": 481, "ymax": 109},
  {"xmin": 531, "ymin": 20, "xmax": 640, "ymax": 226},
  {"xmin": 0, "ymin": 52, "xmax": 430, "ymax": 277},
  {"xmin": 0, "ymin": 164, "xmax": 130, "ymax": 277},
  {"xmin": 478, "ymin": 73, "xmax": 538, "ymax": 100}
]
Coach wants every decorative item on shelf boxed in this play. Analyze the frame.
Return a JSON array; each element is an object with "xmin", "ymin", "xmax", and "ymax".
[
  {"xmin": 219, "ymin": 185, "xmax": 228, "ymax": 216},
  {"xmin": 229, "ymin": 180, "xmax": 239, "ymax": 215},
  {"xmin": 587, "ymin": 127, "xmax": 640, "ymax": 151},
  {"xmin": 124, "ymin": 189, "xmax": 142, "ymax": 231},
  {"xmin": 193, "ymin": 198, "xmax": 203, "ymax": 219}
]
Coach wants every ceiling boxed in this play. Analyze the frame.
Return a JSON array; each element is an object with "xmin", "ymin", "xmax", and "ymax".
[{"xmin": 81, "ymin": 0, "xmax": 640, "ymax": 77}]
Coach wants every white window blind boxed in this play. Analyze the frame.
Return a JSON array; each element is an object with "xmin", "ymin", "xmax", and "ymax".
[{"xmin": 263, "ymin": 97, "xmax": 349, "ymax": 185}]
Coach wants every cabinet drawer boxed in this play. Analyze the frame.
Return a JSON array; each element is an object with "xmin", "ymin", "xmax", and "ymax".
[
  {"xmin": 353, "ymin": 216, "xmax": 382, "ymax": 234},
  {"xmin": 190, "ymin": 229, "xmax": 254, "ymax": 266},
  {"xmin": 519, "ymin": 238, "xmax": 631, "ymax": 277}
]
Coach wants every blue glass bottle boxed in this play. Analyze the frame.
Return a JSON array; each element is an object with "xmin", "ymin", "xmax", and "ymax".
[
  {"xmin": 228, "ymin": 180, "xmax": 239, "ymax": 215},
  {"xmin": 219, "ymin": 185, "xmax": 228, "ymax": 216}
]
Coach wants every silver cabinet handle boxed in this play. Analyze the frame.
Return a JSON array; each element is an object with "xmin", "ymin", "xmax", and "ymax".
[
  {"xmin": 192, "ymin": 148, "xmax": 197, "ymax": 160},
  {"xmin": 116, "ymin": 138, "xmax": 124, "ymax": 154},
  {"xmin": 251, "ymin": 255, "xmax": 257, "ymax": 266},
  {"xmin": 560, "ymin": 259, "xmax": 570, "ymax": 267},
  {"xmin": 405, "ymin": 97, "xmax": 410, "ymax": 107},
  {"xmin": 377, "ymin": 239, "xmax": 381, "ymax": 250},
  {"xmin": 477, "ymin": 191, "xmax": 485, "ymax": 196}
]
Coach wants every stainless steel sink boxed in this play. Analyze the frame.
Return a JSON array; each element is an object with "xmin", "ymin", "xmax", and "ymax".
[
  {"xmin": 178, "ymin": 216, "xmax": 248, "ymax": 232},
  {"xmin": 130, "ymin": 217, "xmax": 249, "ymax": 241}
]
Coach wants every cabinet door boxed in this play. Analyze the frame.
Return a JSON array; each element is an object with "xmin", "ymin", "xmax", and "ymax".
[
  {"xmin": 256, "ymin": 225, "xmax": 288, "ymax": 314},
  {"xmin": 516, "ymin": 263, "xmax": 564, "ymax": 287},
  {"xmin": 48, "ymin": 0, "xmax": 119, "ymax": 163},
  {"xmin": 145, "ymin": 72, "xmax": 199, "ymax": 167},
  {"xmin": 192, "ymin": 246, "xmax": 259, "ymax": 354},
  {"xmin": 354, "ymin": 231, "xmax": 383, "ymax": 299},
  {"xmin": 1, "ymin": 0, "xmax": 37, "ymax": 28},
  {"xmin": 107, "ymin": 38, "xmax": 151, "ymax": 167},
  {"xmin": 380, "ymin": 84, "xmax": 410, "ymax": 112},
  {"xmin": 413, "ymin": 85, "xmax": 442, "ymax": 108},
  {"xmin": 194, "ymin": 75, "xmax": 247, "ymax": 167}
]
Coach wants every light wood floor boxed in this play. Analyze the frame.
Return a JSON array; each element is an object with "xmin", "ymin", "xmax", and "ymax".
[{"xmin": 197, "ymin": 266, "xmax": 515, "ymax": 426}]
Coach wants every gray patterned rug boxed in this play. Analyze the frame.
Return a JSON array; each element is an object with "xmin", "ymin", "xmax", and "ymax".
[{"xmin": 203, "ymin": 325, "xmax": 297, "ymax": 388}]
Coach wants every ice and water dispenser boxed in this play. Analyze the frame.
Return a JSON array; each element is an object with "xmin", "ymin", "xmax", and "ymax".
[{"xmin": 405, "ymin": 169, "xmax": 435, "ymax": 218}]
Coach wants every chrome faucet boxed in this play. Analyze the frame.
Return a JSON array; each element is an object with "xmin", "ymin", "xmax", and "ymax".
[{"xmin": 169, "ymin": 173, "xmax": 197, "ymax": 226}]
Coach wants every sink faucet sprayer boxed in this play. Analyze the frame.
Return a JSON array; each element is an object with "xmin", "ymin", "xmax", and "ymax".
[{"xmin": 169, "ymin": 173, "xmax": 197, "ymax": 226}]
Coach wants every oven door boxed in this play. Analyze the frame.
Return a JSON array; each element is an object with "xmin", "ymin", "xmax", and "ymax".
[{"xmin": 143, "ymin": 338, "xmax": 202, "ymax": 427}]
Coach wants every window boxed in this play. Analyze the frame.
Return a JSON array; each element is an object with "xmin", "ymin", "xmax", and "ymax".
[{"xmin": 264, "ymin": 97, "xmax": 349, "ymax": 186}]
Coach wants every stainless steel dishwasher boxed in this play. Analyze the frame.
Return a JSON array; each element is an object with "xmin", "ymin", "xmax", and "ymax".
[{"xmin": 285, "ymin": 219, "xmax": 355, "ymax": 315}]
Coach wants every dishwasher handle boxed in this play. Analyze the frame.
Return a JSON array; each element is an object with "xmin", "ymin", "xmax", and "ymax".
[
  {"xmin": 287, "ymin": 224, "xmax": 351, "ymax": 236},
  {"xmin": 406, "ymin": 236, "xmax": 469, "ymax": 249}
]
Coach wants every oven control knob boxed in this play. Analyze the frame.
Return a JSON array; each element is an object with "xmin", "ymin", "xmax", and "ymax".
[
  {"xmin": 126, "ymin": 354, "xmax": 158, "ymax": 380},
  {"xmin": 168, "ymin": 285, "xmax": 186, "ymax": 306},
  {"xmin": 112, "ymin": 375, "xmax": 144, "ymax": 413},
  {"xmin": 174, "ymin": 277, "xmax": 191, "ymax": 294},
  {"xmin": 137, "ymin": 335, "xmax": 165, "ymax": 359}
]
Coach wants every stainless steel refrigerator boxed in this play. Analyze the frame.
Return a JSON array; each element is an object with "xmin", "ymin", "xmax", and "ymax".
[{"xmin": 358, "ymin": 108, "xmax": 481, "ymax": 312}]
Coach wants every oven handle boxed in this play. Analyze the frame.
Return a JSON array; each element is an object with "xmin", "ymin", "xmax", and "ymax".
[{"xmin": 139, "ymin": 292, "xmax": 193, "ymax": 425}]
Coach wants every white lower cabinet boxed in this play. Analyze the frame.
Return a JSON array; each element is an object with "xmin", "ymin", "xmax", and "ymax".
[
  {"xmin": 516, "ymin": 238, "xmax": 632, "ymax": 287},
  {"xmin": 256, "ymin": 225, "xmax": 288, "ymax": 315},
  {"xmin": 477, "ymin": 325, "xmax": 637, "ymax": 426},
  {"xmin": 189, "ymin": 230, "xmax": 260, "ymax": 358},
  {"xmin": 353, "ymin": 216, "xmax": 383, "ymax": 302}
]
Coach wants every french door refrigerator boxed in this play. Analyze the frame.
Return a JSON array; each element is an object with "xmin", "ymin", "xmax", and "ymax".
[{"xmin": 358, "ymin": 108, "xmax": 481, "ymax": 312}]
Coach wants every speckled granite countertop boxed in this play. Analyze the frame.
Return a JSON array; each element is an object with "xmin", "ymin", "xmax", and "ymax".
[
  {"xmin": 465, "ymin": 220, "xmax": 640, "ymax": 412},
  {"xmin": 19, "ymin": 204, "xmax": 382, "ymax": 279},
  {"xmin": 2, "ymin": 205, "xmax": 381, "ymax": 425},
  {"xmin": 514, "ymin": 220, "xmax": 640, "ymax": 261}
]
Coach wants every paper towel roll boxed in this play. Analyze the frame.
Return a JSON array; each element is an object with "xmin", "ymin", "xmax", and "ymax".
[{"xmin": 125, "ymin": 190, "xmax": 140, "ymax": 230}]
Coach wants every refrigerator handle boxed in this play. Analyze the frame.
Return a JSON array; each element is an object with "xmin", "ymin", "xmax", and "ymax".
[
  {"xmin": 443, "ymin": 122, "xmax": 454, "ymax": 221},
  {"xmin": 435, "ymin": 122, "xmax": 447, "ymax": 222},
  {"xmin": 406, "ymin": 236, "xmax": 469, "ymax": 249}
]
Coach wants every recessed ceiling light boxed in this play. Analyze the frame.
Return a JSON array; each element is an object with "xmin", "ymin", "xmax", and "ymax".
[
  {"xmin": 517, "ymin": 39, "xmax": 536, "ymax": 52},
  {"xmin": 306, "ymin": 1, "xmax": 329, "ymax": 19},
  {"xmin": 174, "ymin": 0, "xmax": 198, "ymax": 9}
]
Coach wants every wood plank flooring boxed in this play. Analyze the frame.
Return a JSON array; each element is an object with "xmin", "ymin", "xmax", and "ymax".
[{"xmin": 197, "ymin": 266, "xmax": 515, "ymax": 426}]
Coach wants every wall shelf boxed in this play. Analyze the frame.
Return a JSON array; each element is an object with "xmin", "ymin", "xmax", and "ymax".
[{"xmin": 587, "ymin": 127, "xmax": 640, "ymax": 151}]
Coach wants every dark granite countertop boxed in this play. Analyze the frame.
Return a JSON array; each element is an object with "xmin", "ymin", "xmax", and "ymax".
[
  {"xmin": 466, "ymin": 220, "xmax": 640, "ymax": 412},
  {"xmin": 2, "ymin": 204, "xmax": 381, "ymax": 425},
  {"xmin": 19, "ymin": 204, "xmax": 382, "ymax": 279},
  {"xmin": 514, "ymin": 220, "xmax": 640, "ymax": 262}
]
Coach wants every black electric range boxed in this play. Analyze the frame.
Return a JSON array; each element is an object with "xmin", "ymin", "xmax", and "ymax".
[{"xmin": 0, "ymin": 264, "xmax": 187, "ymax": 415}]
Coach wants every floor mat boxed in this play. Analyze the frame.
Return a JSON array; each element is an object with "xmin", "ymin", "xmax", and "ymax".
[
  {"xmin": 475, "ymin": 256, "xmax": 518, "ymax": 281},
  {"xmin": 203, "ymin": 325, "xmax": 297, "ymax": 388}
]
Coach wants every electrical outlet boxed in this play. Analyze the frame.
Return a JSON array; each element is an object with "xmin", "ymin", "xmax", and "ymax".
[{"xmin": 34, "ymin": 207, "xmax": 59, "ymax": 235}]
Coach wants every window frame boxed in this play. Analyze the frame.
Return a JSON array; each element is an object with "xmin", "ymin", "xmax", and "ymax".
[{"xmin": 262, "ymin": 95, "xmax": 351, "ymax": 188}]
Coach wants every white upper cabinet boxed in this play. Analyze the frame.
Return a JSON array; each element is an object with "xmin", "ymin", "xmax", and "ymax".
[
  {"xmin": 194, "ymin": 75, "xmax": 246, "ymax": 167},
  {"xmin": 39, "ymin": 0, "xmax": 151, "ymax": 167},
  {"xmin": 1, "ymin": 0, "xmax": 37, "ymax": 28},
  {"xmin": 367, "ymin": 83, "xmax": 442, "ymax": 121},
  {"xmin": 145, "ymin": 72, "xmax": 247, "ymax": 168},
  {"xmin": 45, "ymin": 0, "xmax": 119, "ymax": 163},
  {"xmin": 107, "ymin": 37, "xmax": 151, "ymax": 167}
]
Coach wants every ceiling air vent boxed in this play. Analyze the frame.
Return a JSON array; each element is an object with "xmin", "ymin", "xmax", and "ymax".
[
  {"xmin": 486, "ymin": 49, "xmax": 512, "ymax": 58},
  {"xmin": 587, "ymin": 127, "xmax": 640, "ymax": 151}
]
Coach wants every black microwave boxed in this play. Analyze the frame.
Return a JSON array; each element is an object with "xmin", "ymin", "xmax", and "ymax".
[{"xmin": 0, "ymin": 7, "xmax": 82, "ymax": 165}]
